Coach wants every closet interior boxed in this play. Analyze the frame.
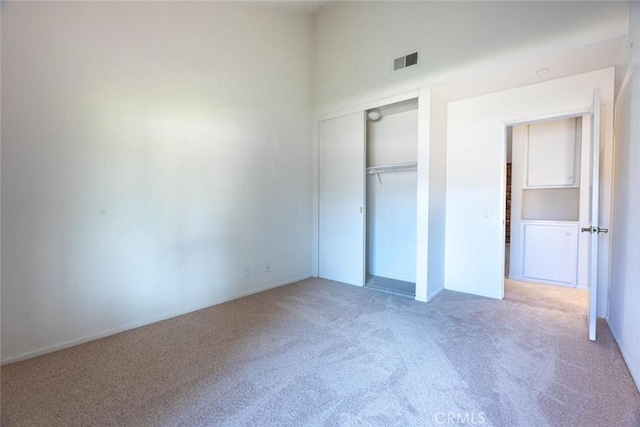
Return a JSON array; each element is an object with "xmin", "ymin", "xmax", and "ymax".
[{"xmin": 364, "ymin": 99, "xmax": 418, "ymax": 297}]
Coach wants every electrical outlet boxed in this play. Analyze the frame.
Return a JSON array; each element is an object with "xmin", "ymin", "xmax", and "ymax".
[
  {"xmin": 483, "ymin": 208, "xmax": 492, "ymax": 218},
  {"xmin": 265, "ymin": 263, "xmax": 271, "ymax": 273},
  {"xmin": 243, "ymin": 268, "xmax": 250, "ymax": 278}
]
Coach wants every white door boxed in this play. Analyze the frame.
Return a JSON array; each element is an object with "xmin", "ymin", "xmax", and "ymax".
[
  {"xmin": 318, "ymin": 112, "xmax": 366, "ymax": 286},
  {"xmin": 584, "ymin": 89, "xmax": 603, "ymax": 341}
]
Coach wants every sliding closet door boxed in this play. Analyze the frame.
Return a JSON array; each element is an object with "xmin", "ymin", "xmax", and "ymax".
[{"xmin": 319, "ymin": 112, "xmax": 366, "ymax": 286}]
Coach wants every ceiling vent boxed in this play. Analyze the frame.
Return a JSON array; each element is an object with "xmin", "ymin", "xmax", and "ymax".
[{"xmin": 393, "ymin": 51, "xmax": 419, "ymax": 71}]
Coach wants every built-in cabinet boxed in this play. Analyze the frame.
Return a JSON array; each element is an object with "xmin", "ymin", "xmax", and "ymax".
[
  {"xmin": 509, "ymin": 116, "xmax": 587, "ymax": 288},
  {"xmin": 523, "ymin": 118, "xmax": 580, "ymax": 188},
  {"xmin": 521, "ymin": 221, "xmax": 579, "ymax": 285}
]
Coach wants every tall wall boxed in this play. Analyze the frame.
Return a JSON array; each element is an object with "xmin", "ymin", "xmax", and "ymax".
[
  {"xmin": 1, "ymin": 2, "xmax": 313, "ymax": 363},
  {"xmin": 609, "ymin": 1, "xmax": 640, "ymax": 390}
]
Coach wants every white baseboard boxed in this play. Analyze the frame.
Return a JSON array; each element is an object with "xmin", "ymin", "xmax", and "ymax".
[
  {"xmin": 416, "ymin": 285, "xmax": 445, "ymax": 302},
  {"xmin": 1, "ymin": 275, "xmax": 312, "ymax": 366},
  {"xmin": 426, "ymin": 285, "xmax": 445, "ymax": 301},
  {"xmin": 607, "ymin": 319, "xmax": 640, "ymax": 393}
]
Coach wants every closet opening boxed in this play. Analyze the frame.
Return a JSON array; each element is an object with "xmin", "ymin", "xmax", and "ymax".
[{"xmin": 364, "ymin": 98, "xmax": 418, "ymax": 298}]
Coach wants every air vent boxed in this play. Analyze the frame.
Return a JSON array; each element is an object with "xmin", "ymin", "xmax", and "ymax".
[{"xmin": 393, "ymin": 51, "xmax": 419, "ymax": 71}]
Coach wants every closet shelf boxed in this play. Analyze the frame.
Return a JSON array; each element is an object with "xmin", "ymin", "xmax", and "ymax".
[{"xmin": 366, "ymin": 162, "xmax": 417, "ymax": 175}]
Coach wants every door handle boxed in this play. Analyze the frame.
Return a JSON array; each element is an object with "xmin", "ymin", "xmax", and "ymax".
[{"xmin": 581, "ymin": 226, "xmax": 609, "ymax": 234}]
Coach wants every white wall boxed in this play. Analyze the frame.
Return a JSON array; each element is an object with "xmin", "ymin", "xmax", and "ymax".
[
  {"xmin": 1, "ymin": 2, "xmax": 313, "ymax": 363},
  {"xmin": 426, "ymin": 90, "xmax": 448, "ymax": 299},
  {"xmin": 313, "ymin": 1, "xmax": 628, "ymax": 114},
  {"xmin": 521, "ymin": 189, "xmax": 580, "ymax": 221},
  {"xmin": 609, "ymin": 1, "xmax": 640, "ymax": 390},
  {"xmin": 445, "ymin": 69, "xmax": 614, "ymax": 314},
  {"xmin": 366, "ymin": 105, "xmax": 417, "ymax": 282}
]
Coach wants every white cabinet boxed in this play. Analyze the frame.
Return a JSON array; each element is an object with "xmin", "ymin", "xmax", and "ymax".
[
  {"xmin": 521, "ymin": 221, "xmax": 578, "ymax": 286},
  {"xmin": 523, "ymin": 118, "xmax": 579, "ymax": 188}
]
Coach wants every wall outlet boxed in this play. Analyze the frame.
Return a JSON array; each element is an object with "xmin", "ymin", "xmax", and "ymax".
[
  {"xmin": 483, "ymin": 208, "xmax": 492, "ymax": 218},
  {"xmin": 264, "ymin": 262, "xmax": 271, "ymax": 273},
  {"xmin": 243, "ymin": 268, "xmax": 250, "ymax": 278}
]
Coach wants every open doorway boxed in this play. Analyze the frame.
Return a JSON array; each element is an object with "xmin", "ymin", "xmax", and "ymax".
[
  {"xmin": 502, "ymin": 116, "xmax": 591, "ymax": 329},
  {"xmin": 504, "ymin": 116, "xmax": 589, "ymax": 287},
  {"xmin": 503, "ymin": 115, "xmax": 592, "ymax": 307}
]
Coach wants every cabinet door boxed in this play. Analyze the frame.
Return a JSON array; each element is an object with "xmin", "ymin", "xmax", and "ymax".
[
  {"xmin": 522, "ymin": 222, "xmax": 578, "ymax": 286},
  {"xmin": 318, "ymin": 112, "xmax": 366, "ymax": 286},
  {"xmin": 524, "ymin": 118, "xmax": 578, "ymax": 187}
]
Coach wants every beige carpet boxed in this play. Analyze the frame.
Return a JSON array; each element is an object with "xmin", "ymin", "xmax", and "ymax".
[{"xmin": 1, "ymin": 278, "xmax": 639, "ymax": 426}]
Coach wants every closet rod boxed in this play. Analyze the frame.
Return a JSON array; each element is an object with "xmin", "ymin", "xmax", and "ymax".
[{"xmin": 366, "ymin": 162, "xmax": 418, "ymax": 175}]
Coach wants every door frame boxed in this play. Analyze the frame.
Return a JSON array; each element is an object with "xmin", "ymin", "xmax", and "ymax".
[{"xmin": 500, "ymin": 108, "xmax": 591, "ymax": 298}]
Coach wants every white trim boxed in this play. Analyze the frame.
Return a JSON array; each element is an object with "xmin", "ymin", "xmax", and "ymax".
[
  {"xmin": 415, "ymin": 87, "xmax": 430, "ymax": 302},
  {"xmin": 505, "ymin": 108, "xmax": 591, "ymax": 127},
  {"xmin": 607, "ymin": 319, "xmax": 640, "ymax": 392},
  {"xmin": 317, "ymin": 90, "xmax": 419, "ymax": 122},
  {"xmin": 0, "ymin": 275, "xmax": 312, "ymax": 366},
  {"xmin": 498, "ymin": 126, "xmax": 508, "ymax": 299},
  {"xmin": 426, "ymin": 285, "xmax": 445, "ymax": 301},
  {"xmin": 360, "ymin": 111, "xmax": 367, "ymax": 287},
  {"xmin": 311, "ymin": 117, "xmax": 320, "ymax": 277}
]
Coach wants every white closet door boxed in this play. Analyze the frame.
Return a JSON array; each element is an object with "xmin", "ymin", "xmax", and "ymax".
[{"xmin": 319, "ymin": 112, "xmax": 366, "ymax": 286}]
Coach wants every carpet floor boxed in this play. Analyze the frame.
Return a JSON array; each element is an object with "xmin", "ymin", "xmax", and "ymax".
[{"xmin": 1, "ymin": 278, "xmax": 639, "ymax": 426}]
